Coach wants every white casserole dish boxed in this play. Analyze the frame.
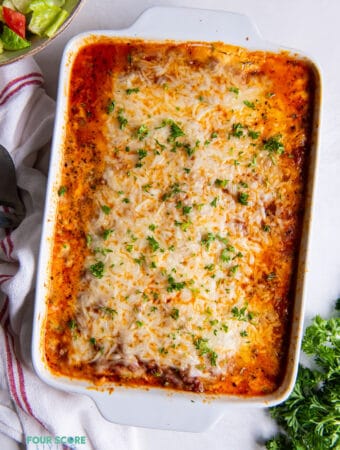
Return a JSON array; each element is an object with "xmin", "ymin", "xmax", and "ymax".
[{"xmin": 32, "ymin": 6, "xmax": 321, "ymax": 432}]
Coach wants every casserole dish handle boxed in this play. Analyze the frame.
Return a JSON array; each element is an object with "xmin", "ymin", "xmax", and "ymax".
[{"xmin": 127, "ymin": 6, "xmax": 266, "ymax": 48}]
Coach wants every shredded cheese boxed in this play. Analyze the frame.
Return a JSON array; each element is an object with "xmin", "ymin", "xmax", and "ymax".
[{"xmin": 44, "ymin": 40, "xmax": 315, "ymax": 395}]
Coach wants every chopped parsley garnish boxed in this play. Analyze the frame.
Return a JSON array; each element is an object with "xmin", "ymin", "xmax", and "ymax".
[
  {"xmin": 158, "ymin": 347, "xmax": 168, "ymax": 354},
  {"xmin": 101, "ymin": 205, "xmax": 111, "ymax": 214},
  {"xmin": 211, "ymin": 131, "xmax": 218, "ymax": 139},
  {"xmin": 122, "ymin": 198, "xmax": 130, "ymax": 203},
  {"xmin": 184, "ymin": 167, "xmax": 191, "ymax": 174},
  {"xmin": 100, "ymin": 307, "xmax": 118, "ymax": 318},
  {"xmin": 221, "ymin": 248, "xmax": 232, "ymax": 263},
  {"xmin": 136, "ymin": 125, "xmax": 149, "ymax": 141},
  {"xmin": 248, "ymin": 129, "xmax": 260, "ymax": 139},
  {"xmin": 142, "ymin": 184, "xmax": 152, "ymax": 193},
  {"xmin": 231, "ymin": 304, "xmax": 253, "ymax": 322},
  {"xmin": 263, "ymin": 224, "xmax": 271, "ymax": 232},
  {"xmin": 126, "ymin": 87, "xmax": 140, "ymax": 95},
  {"xmin": 238, "ymin": 192, "xmax": 249, "ymax": 205},
  {"xmin": 128, "ymin": 230, "xmax": 137, "ymax": 241},
  {"xmin": 89, "ymin": 261, "xmax": 104, "ymax": 279},
  {"xmin": 201, "ymin": 232, "xmax": 216, "ymax": 250},
  {"xmin": 263, "ymin": 134, "xmax": 284, "ymax": 154},
  {"xmin": 161, "ymin": 183, "xmax": 183, "ymax": 201},
  {"xmin": 193, "ymin": 336, "xmax": 218, "ymax": 366},
  {"xmin": 135, "ymin": 320, "xmax": 144, "ymax": 328},
  {"xmin": 155, "ymin": 139, "xmax": 166, "ymax": 151},
  {"xmin": 134, "ymin": 255, "xmax": 145, "ymax": 265},
  {"xmin": 229, "ymin": 265, "xmax": 239, "ymax": 275},
  {"xmin": 165, "ymin": 119, "xmax": 185, "ymax": 141},
  {"xmin": 86, "ymin": 234, "xmax": 92, "ymax": 247},
  {"xmin": 209, "ymin": 351, "xmax": 218, "ymax": 366},
  {"xmin": 210, "ymin": 197, "xmax": 218, "ymax": 207},
  {"xmin": 117, "ymin": 108, "xmax": 128, "ymax": 129},
  {"xmin": 216, "ymin": 234, "xmax": 229, "ymax": 245},
  {"xmin": 249, "ymin": 154, "xmax": 258, "ymax": 167},
  {"xmin": 106, "ymin": 100, "xmax": 115, "ymax": 114},
  {"xmin": 182, "ymin": 141, "xmax": 199, "ymax": 157},
  {"xmin": 182, "ymin": 205, "xmax": 192, "ymax": 215},
  {"xmin": 157, "ymin": 118, "xmax": 185, "ymax": 142},
  {"xmin": 204, "ymin": 264, "xmax": 215, "ymax": 271},
  {"xmin": 243, "ymin": 100, "xmax": 255, "ymax": 109},
  {"xmin": 95, "ymin": 247, "xmax": 113, "ymax": 256},
  {"xmin": 215, "ymin": 178, "xmax": 228, "ymax": 188},
  {"xmin": 167, "ymin": 276, "xmax": 186, "ymax": 292},
  {"xmin": 137, "ymin": 148, "xmax": 147, "ymax": 160},
  {"xmin": 67, "ymin": 319, "xmax": 77, "ymax": 330},
  {"xmin": 229, "ymin": 86, "xmax": 239, "ymax": 95},
  {"xmin": 58, "ymin": 186, "xmax": 67, "ymax": 196},
  {"xmin": 148, "ymin": 224, "xmax": 157, "ymax": 231},
  {"xmin": 231, "ymin": 122, "xmax": 244, "ymax": 138},
  {"xmin": 102, "ymin": 229, "xmax": 114, "ymax": 240},
  {"xmin": 174, "ymin": 220, "xmax": 191, "ymax": 232},
  {"xmin": 193, "ymin": 337, "xmax": 209, "ymax": 355},
  {"xmin": 239, "ymin": 181, "xmax": 248, "ymax": 188},
  {"xmin": 194, "ymin": 203, "xmax": 205, "ymax": 211},
  {"xmin": 240, "ymin": 330, "xmax": 248, "ymax": 337},
  {"xmin": 89, "ymin": 337, "xmax": 97, "ymax": 345},
  {"xmin": 147, "ymin": 236, "xmax": 160, "ymax": 252},
  {"xmin": 170, "ymin": 308, "xmax": 180, "ymax": 320}
]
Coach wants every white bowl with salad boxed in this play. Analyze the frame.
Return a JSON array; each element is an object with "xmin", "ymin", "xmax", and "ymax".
[{"xmin": 0, "ymin": 0, "xmax": 84, "ymax": 65}]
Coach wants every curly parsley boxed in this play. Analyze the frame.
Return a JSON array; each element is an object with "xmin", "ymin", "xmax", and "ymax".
[{"xmin": 265, "ymin": 300, "xmax": 340, "ymax": 450}]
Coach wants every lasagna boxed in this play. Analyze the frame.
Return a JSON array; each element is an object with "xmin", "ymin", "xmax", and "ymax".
[{"xmin": 44, "ymin": 38, "xmax": 315, "ymax": 395}]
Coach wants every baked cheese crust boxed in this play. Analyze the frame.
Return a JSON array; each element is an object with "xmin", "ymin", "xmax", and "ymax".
[{"xmin": 44, "ymin": 39, "xmax": 315, "ymax": 395}]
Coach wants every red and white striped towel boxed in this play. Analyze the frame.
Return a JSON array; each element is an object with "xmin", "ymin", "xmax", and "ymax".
[{"xmin": 0, "ymin": 59, "xmax": 137, "ymax": 450}]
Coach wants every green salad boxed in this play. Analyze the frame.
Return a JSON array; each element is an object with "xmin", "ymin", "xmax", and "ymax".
[{"xmin": 0, "ymin": 0, "xmax": 69, "ymax": 53}]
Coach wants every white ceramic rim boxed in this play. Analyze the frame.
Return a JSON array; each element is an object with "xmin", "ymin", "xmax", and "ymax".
[{"xmin": 32, "ymin": 6, "xmax": 322, "ymax": 432}]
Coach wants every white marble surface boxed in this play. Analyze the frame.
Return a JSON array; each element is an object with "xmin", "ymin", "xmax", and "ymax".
[{"xmin": 9, "ymin": 0, "xmax": 340, "ymax": 449}]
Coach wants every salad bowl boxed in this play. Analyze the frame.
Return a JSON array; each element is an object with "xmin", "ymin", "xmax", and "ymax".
[{"xmin": 0, "ymin": 0, "xmax": 84, "ymax": 66}]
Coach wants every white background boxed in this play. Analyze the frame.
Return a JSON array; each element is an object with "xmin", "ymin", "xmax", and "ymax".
[{"xmin": 6, "ymin": 1, "xmax": 339, "ymax": 449}]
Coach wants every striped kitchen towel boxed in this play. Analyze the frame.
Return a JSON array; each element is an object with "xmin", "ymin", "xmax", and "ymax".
[{"xmin": 0, "ymin": 58, "xmax": 137, "ymax": 450}]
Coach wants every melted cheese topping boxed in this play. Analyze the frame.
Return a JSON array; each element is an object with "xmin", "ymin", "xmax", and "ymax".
[{"xmin": 44, "ymin": 40, "xmax": 315, "ymax": 395}]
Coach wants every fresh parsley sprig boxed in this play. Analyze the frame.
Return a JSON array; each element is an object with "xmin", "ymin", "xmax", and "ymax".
[{"xmin": 265, "ymin": 300, "xmax": 340, "ymax": 450}]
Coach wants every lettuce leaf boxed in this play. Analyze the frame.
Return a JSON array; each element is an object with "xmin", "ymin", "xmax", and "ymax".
[
  {"xmin": 45, "ymin": 0, "xmax": 65, "ymax": 6},
  {"xmin": 1, "ymin": 24, "xmax": 30, "ymax": 50},
  {"xmin": 44, "ymin": 8, "xmax": 67, "ymax": 37},
  {"xmin": 28, "ymin": 0, "xmax": 68, "ymax": 37},
  {"xmin": 12, "ymin": 0, "xmax": 32, "ymax": 14}
]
